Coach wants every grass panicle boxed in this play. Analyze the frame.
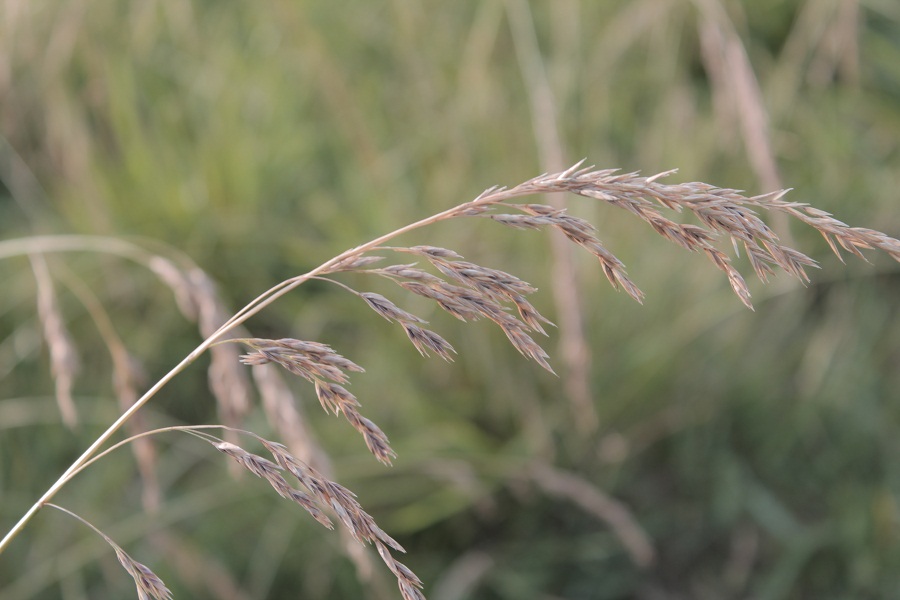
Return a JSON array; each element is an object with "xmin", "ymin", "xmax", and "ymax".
[
  {"xmin": 46, "ymin": 504, "xmax": 172, "ymax": 600},
  {"xmin": 3, "ymin": 163, "xmax": 900, "ymax": 600},
  {"xmin": 185, "ymin": 428, "xmax": 423, "ymax": 599}
]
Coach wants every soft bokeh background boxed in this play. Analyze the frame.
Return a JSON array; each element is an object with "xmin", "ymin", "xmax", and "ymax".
[{"xmin": 2, "ymin": 1, "xmax": 900, "ymax": 599}]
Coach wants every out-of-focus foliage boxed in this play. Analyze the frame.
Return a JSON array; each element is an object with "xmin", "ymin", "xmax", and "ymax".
[{"xmin": 1, "ymin": 1, "xmax": 899, "ymax": 599}]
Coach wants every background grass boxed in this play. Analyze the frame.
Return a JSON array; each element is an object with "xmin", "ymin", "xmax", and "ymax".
[{"xmin": 2, "ymin": 1, "xmax": 900, "ymax": 598}]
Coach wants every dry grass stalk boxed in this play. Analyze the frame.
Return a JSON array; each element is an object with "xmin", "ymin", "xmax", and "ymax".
[
  {"xmin": 149, "ymin": 256, "xmax": 255, "ymax": 443},
  {"xmin": 146, "ymin": 256, "xmax": 198, "ymax": 322},
  {"xmin": 206, "ymin": 164, "xmax": 898, "ymax": 593},
  {"xmin": 5, "ymin": 163, "xmax": 900, "ymax": 600},
  {"xmin": 696, "ymin": 0, "xmax": 784, "ymax": 194},
  {"xmin": 529, "ymin": 464, "xmax": 655, "ymax": 569},
  {"xmin": 505, "ymin": 0, "xmax": 597, "ymax": 431},
  {"xmin": 29, "ymin": 254, "xmax": 79, "ymax": 428},
  {"xmin": 45, "ymin": 504, "xmax": 172, "ymax": 600},
  {"xmin": 54, "ymin": 265, "xmax": 161, "ymax": 512},
  {"xmin": 190, "ymin": 270, "xmax": 254, "ymax": 433}
]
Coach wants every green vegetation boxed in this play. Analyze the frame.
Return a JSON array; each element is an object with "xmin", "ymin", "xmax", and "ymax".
[{"xmin": 2, "ymin": 1, "xmax": 899, "ymax": 598}]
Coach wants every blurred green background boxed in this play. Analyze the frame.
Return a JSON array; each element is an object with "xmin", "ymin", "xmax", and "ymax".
[{"xmin": 2, "ymin": 1, "xmax": 900, "ymax": 598}]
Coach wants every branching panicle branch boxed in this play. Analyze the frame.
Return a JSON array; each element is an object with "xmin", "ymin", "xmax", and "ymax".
[{"xmin": 46, "ymin": 504, "xmax": 172, "ymax": 600}]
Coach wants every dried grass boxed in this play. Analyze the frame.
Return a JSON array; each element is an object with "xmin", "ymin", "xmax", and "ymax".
[
  {"xmin": 29, "ymin": 254, "xmax": 79, "ymax": 428},
  {"xmin": 505, "ymin": 0, "xmax": 596, "ymax": 430},
  {"xmin": 186, "ymin": 428, "xmax": 424, "ymax": 600},
  {"xmin": 529, "ymin": 463, "xmax": 655, "ymax": 568},
  {"xmin": 54, "ymin": 264, "xmax": 160, "ymax": 512},
  {"xmin": 45, "ymin": 504, "xmax": 172, "ymax": 600},
  {"xmin": 4, "ymin": 163, "xmax": 899, "ymax": 600}
]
